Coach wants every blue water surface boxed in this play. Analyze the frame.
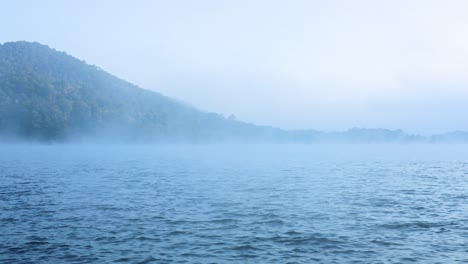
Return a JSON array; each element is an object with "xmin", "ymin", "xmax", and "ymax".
[{"xmin": 1, "ymin": 144, "xmax": 468, "ymax": 263}]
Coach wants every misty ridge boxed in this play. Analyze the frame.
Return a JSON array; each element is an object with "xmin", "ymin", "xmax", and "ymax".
[{"xmin": 0, "ymin": 41, "xmax": 466, "ymax": 144}]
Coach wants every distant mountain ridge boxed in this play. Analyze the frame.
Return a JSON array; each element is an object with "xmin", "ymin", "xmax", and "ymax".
[{"xmin": 0, "ymin": 41, "xmax": 465, "ymax": 143}]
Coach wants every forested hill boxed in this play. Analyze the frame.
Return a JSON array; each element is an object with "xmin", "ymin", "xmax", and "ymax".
[
  {"xmin": 0, "ymin": 41, "xmax": 294, "ymax": 142},
  {"xmin": 1, "ymin": 41, "xmax": 464, "ymax": 143}
]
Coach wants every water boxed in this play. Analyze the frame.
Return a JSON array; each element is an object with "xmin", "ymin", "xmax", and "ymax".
[{"xmin": 1, "ymin": 144, "xmax": 468, "ymax": 263}]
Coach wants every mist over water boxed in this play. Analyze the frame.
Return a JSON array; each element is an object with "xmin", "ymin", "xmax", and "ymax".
[
  {"xmin": 1, "ymin": 144, "xmax": 468, "ymax": 263},
  {"xmin": 3, "ymin": 1, "xmax": 468, "ymax": 263}
]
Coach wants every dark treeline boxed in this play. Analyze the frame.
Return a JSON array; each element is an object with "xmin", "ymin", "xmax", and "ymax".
[{"xmin": 0, "ymin": 41, "xmax": 466, "ymax": 143}]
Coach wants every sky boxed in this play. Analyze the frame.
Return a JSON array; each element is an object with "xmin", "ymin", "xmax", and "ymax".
[{"xmin": 2, "ymin": 0, "xmax": 468, "ymax": 134}]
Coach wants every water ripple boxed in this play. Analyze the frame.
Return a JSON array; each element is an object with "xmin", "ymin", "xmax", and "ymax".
[{"xmin": 1, "ymin": 145, "xmax": 468, "ymax": 263}]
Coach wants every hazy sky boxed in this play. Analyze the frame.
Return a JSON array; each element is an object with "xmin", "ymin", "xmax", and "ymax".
[{"xmin": 2, "ymin": 0, "xmax": 468, "ymax": 134}]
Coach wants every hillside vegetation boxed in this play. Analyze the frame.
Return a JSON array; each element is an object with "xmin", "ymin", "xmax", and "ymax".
[{"xmin": 0, "ymin": 41, "xmax": 463, "ymax": 143}]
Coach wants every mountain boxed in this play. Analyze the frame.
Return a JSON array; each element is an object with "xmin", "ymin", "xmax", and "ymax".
[
  {"xmin": 0, "ymin": 41, "xmax": 461, "ymax": 143},
  {"xmin": 0, "ymin": 41, "xmax": 291, "ymax": 142}
]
